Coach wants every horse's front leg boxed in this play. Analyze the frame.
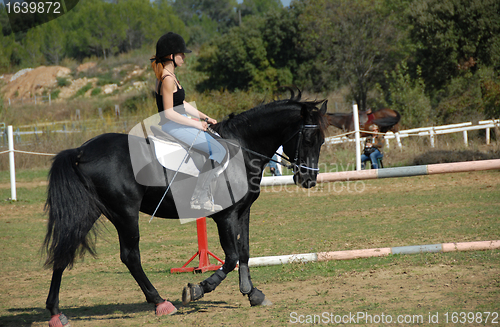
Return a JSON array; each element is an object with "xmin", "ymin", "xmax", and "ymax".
[
  {"xmin": 182, "ymin": 212, "xmax": 240, "ymax": 305},
  {"xmin": 182, "ymin": 209, "xmax": 271, "ymax": 306},
  {"xmin": 236, "ymin": 209, "xmax": 272, "ymax": 306}
]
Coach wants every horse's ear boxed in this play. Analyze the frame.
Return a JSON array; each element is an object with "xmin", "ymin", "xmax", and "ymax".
[{"xmin": 320, "ymin": 100, "xmax": 328, "ymax": 115}]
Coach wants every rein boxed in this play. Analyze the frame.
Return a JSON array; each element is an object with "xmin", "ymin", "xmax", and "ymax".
[{"xmin": 209, "ymin": 123, "xmax": 320, "ymax": 172}]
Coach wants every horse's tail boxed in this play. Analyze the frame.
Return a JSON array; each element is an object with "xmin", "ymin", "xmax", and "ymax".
[{"xmin": 43, "ymin": 148, "xmax": 105, "ymax": 270}]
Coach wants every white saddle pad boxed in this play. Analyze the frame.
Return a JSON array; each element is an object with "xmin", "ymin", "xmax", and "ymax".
[{"xmin": 149, "ymin": 136, "xmax": 201, "ymax": 177}]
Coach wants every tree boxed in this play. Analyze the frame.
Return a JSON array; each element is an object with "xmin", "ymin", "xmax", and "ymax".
[
  {"xmin": 386, "ymin": 62, "xmax": 432, "ymax": 128},
  {"xmin": 299, "ymin": 0, "xmax": 406, "ymax": 109},
  {"xmin": 408, "ymin": 0, "xmax": 500, "ymax": 92},
  {"xmin": 197, "ymin": 17, "xmax": 278, "ymax": 92},
  {"xmin": 67, "ymin": 0, "xmax": 127, "ymax": 59},
  {"xmin": 40, "ymin": 20, "xmax": 65, "ymax": 64},
  {"xmin": 22, "ymin": 26, "xmax": 45, "ymax": 65},
  {"xmin": 0, "ymin": 32, "xmax": 15, "ymax": 72},
  {"xmin": 239, "ymin": 0, "xmax": 282, "ymax": 17},
  {"xmin": 172, "ymin": 0, "xmax": 238, "ymax": 45}
]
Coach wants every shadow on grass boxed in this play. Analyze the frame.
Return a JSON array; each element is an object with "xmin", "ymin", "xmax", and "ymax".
[{"xmin": 1, "ymin": 299, "xmax": 235, "ymax": 326}]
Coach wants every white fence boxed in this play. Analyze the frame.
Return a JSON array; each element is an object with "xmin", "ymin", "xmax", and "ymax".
[
  {"xmin": 4, "ymin": 94, "xmax": 53, "ymax": 106},
  {"xmin": 325, "ymin": 119, "xmax": 500, "ymax": 148}
]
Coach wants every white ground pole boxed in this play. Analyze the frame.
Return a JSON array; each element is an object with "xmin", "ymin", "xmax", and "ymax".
[
  {"xmin": 352, "ymin": 103, "xmax": 361, "ymax": 170},
  {"xmin": 8, "ymin": 126, "xmax": 17, "ymax": 201}
]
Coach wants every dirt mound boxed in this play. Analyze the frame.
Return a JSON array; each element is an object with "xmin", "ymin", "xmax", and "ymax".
[{"xmin": 2, "ymin": 66, "xmax": 71, "ymax": 99}]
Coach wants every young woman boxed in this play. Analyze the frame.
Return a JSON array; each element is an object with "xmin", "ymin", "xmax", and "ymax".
[{"xmin": 150, "ymin": 32, "xmax": 226, "ymax": 212}]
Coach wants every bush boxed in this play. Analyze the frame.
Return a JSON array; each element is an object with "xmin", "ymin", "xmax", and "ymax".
[
  {"xmin": 91, "ymin": 88, "xmax": 102, "ymax": 96},
  {"xmin": 56, "ymin": 77, "xmax": 70, "ymax": 87},
  {"xmin": 385, "ymin": 62, "xmax": 432, "ymax": 128},
  {"xmin": 50, "ymin": 89, "xmax": 61, "ymax": 100},
  {"xmin": 74, "ymin": 83, "xmax": 93, "ymax": 97}
]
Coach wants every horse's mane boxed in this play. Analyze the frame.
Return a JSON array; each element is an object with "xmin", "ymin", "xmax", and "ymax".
[{"xmin": 213, "ymin": 93, "xmax": 328, "ymax": 138}]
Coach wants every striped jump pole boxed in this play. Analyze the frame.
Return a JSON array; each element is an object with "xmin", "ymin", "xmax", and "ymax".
[
  {"xmin": 260, "ymin": 159, "xmax": 500, "ymax": 187},
  {"xmin": 247, "ymin": 240, "xmax": 500, "ymax": 267}
]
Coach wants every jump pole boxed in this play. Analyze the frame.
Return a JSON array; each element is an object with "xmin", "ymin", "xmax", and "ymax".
[
  {"xmin": 260, "ymin": 159, "xmax": 500, "ymax": 187},
  {"xmin": 247, "ymin": 240, "xmax": 500, "ymax": 267},
  {"xmin": 170, "ymin": 217, "xmax": 224, "ymax": 273}
]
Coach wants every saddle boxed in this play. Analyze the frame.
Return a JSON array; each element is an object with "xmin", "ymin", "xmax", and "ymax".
[{"xmin": 149, "ymin": 125, "xmax": 206, "ymax": 177}]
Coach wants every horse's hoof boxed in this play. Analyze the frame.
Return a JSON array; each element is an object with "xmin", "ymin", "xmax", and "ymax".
[
  {"xmin": 182, "ymin": 283, "xmax": 204, "ymax": 305},
  {"xmin": 259, "ymin": 296, "xmax": 273, "ymax": 306},
  {"xmin": 155, "ymin": 300, "xmax": 177, "ymax": 316},
  {"xmin": 248, "ymin": 287, "xmax": 272, "ymax": 306},
  {"xmin": 48, "ymin": 313, "xmax": 70, "ymax": 327}
]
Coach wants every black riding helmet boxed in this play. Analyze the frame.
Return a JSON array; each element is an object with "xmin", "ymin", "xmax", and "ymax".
[{"xmin": 154, "ymin": 32, "xmax": 191, "ymax": 66}]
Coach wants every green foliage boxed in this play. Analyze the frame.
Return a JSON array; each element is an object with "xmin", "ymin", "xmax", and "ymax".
[
  {"xmin": 240, "ymin": 0, "xmax": 282, "ymax": 17},
  {"xmin": 299, "ymin": 0, "xmax": 408, "ymax": 108},
  {"xmin": 50, "ymin": 89, "xmax": 61, "ymax": 100},
  {"xmin": 90, "ymin": 87, "xmax": 101, "ymax": 96},
  {"xmin": 74, "ymin": 82, "xmax": 93, "ymax": 97},
  {"xmin": 197, "ymin": 18, "xmax": 279, "ymax": 92},
  {"xmin": 56, "ymin": 77, "xmax": 70, "ymax": 87},
  {"xmin": 408, "ymin": 0, "xmax": 500, "ymax": 92},
  {"xmin": 434, "ymin": 72, "xmax": 484, "ymax": 124},
  {"xmin": 172, "ymin": 0, "xmax": 238, "ymax": 38},
  {"xmin": 386, "ymin": 62, "xmax": 432, "ymax": 128}
]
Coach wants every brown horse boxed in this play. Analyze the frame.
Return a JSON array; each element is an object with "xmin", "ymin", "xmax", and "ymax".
[{"xmin": 327, "ymin": 108, "xmax": 400, "ymax": 136}]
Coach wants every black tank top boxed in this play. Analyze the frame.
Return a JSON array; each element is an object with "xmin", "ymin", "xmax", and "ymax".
[{"xmin": 156, "ymin": 75, "xmax": 186, "ymax": 124}]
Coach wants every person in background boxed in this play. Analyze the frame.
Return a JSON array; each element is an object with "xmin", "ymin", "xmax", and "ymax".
[
  {"xmin": 266, "ymin": 146, "xmax": 283, "ymax": 176},
  {"xmin": 361, "ymin": 124, "xmax": 384, "ymax": 169}
]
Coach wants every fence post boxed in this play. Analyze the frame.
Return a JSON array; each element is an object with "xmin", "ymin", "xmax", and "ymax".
[
  {"xmin": 430, "ymin": 128, "xmax": 435, "ymax": 148},
  {"xmin": 463, "ymin": 130, "xmax": 468, "ymax": 147},
  {"xmin": 352, "ymin": 102, "xmax": 361, "ymax": 171},
  {"xmin": 115, "ymin": 104, "xmax": 120, "ymax": 119},
  {"xmin": 395, "ymin": 132, "xmax": 402, "ymax": 149},
  {"xmin": 7, "ymin": 126, "xmax": 17, "ymax": 201}
]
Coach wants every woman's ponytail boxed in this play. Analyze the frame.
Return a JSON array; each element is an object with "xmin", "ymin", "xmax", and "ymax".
[{"xmin": 150, "ymin": 56, "xmax": 164, "ymax": 81}]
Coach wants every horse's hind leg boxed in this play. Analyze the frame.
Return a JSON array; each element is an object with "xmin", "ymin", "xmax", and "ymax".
[
  {"xmin": 113, "ymin": 218, "xmax": 177, "ymax": 316},
  {"xmin": 46, "ymin": 267, "xmax": 70, "ymax": 327}
]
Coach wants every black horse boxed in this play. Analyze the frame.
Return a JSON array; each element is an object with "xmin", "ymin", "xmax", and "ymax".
[{"xmin": 43, "ymin": 94, "xmax": 328, "ymax": 326}]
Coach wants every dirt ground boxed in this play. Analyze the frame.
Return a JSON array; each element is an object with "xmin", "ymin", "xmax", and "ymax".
[{"xmin": 13, "ymin": 262, "xmax": 500, "ymax": 326}]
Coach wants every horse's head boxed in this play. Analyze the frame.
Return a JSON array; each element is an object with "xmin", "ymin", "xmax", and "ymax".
[{"xmin": 283, "ymin": 100, "xmax": 328, "ymax": 189}]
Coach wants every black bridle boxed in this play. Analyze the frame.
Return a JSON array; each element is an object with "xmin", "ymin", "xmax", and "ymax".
[{"xmin": 276, "ymin": 124, "xmax": 320, "ymax": 173}]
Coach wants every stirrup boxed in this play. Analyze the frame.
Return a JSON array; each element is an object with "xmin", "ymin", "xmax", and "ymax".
[{"xmin": 190, "ymin": 199, "xmax": 222, "ymax": 212}]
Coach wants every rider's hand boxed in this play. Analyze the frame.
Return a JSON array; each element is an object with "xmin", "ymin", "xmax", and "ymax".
[
  {"xmin": 206, "ymin": 117, "xmax": 217, "ymax": 125},
  {"xmin": 200, "ymin": 121, "xmax": 208, "ymax": 131}
]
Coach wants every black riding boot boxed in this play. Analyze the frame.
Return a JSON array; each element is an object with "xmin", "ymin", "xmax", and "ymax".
[{"xmin": 190, "ymin": 160, "xmax": 223, "ymax": 212}]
